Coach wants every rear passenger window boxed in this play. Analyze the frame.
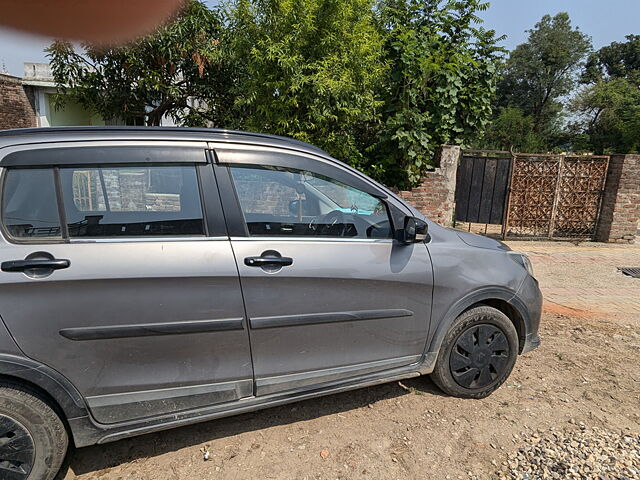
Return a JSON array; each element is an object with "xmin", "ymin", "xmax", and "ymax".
[
  {"xmin": 60, "ymin": 166, "xmax": 205, "ymax": 237},
  {"xmin": 2, "ymin": 168, "xmax": 62, "ymax": 239}
]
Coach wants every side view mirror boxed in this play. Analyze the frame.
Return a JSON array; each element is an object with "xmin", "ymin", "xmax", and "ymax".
[{"xmin": 399, "ymin": 216, "xmax": 429, "ymax": 244}]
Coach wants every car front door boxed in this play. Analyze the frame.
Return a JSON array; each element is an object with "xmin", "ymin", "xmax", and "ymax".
[
  {"xmin": 0, "ymin": 143, "xmax": 254, "ymax": 424},
  {"xmin": 214, "ymin": 146, "xmax": 434, "ymax": 396}
]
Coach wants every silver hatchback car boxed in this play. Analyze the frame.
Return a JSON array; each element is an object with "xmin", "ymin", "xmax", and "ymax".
[{"xmin": 0, "ymin": 127, "xmax": 541, "ymax": 479}]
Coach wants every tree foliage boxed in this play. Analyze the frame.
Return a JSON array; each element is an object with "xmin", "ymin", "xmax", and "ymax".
[
  {"xmin": 47, "ymin": 1, "xmax": 233, "ymax": 126},
  {"xmin": 571, "ymin": 35, "xmax": 640, "ymax": 154},
  {"xmin": 480, "ymin": 107, "xmax": 543, "ymax": 152},
  {"xmin": 491, "ymin": 13, "xmax": 591, "ymax": 149},
  {"xmin": 571, "ymin": 79, "xmax": 640, "ymax": 154},
  {"xmin": 226, "ymin": 0, "xmax": 386, "ymax": 164},
  {"xmin": 367, "ymin": 0, "xmax": 503, "ymax": 186},
  {"xmin": 583, "ymin": 34, "xmax": 640, "ymax": 84},
  {"xmin": 47, "ymin": 0, "xmax": 502, "ymax": 187}
]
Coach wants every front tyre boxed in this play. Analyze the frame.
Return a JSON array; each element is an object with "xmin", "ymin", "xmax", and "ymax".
[
  {"xmin": 431, "ymin": 306, "xmax": 519, "ymax": 399},
  {"xmin": 0, "ymin": 383, "xmax": 68, "ymax": 480}
]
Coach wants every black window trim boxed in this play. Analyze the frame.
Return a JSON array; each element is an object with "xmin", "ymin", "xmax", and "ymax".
[
  {"xmin": 210, "ymin": 153, "xmax": 249, "ymax": 238},
  {"xmin": 53, "ymin": 167, "xmax": 70, "ymax": 242},
  {"xmin": 0, "ymin": 157, "xmax": 227, "ymax": 244},
  {"xmin": 198, "ymin": 157, "xmax": 227, "ymax": 237},
  {"xmin": 1, "ymin": 145, "xmax": 209, "ymax": 167}
]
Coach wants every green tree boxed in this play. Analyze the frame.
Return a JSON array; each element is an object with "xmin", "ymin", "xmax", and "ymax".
[
  {"xmin": 571, "ymin": 35, "xmax": 640, "ymax": 154},
  {"xmin": 480, "ymin": 106, "xmax": 544, "ymax": 152},
  {"xmin": 495, "ymin": 13, "xmax": 591, "ymax": 146},
  {"xmin": 571, "ymin": 78, "xmax": 640, "ymax": 154},
  {"xmin": 226, "ymin": 0, "xmax": 387, "ymax": 164},
  {"xmin": 369, "ymin": 0, "xmax": 503, "ymax": 187},
  {"xmin": 47, "ymin": 0, "xmax": 506, "ymax": 189},
  {"xmin": 583, "ymin": 34, "xmax": 640, "ymax": 84},
  {"xmin": 47, "ymin": 0, "xmax": 233, "ymax": 126}
]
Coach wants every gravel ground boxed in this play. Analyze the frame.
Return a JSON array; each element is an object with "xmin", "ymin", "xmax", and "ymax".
[{"xmin": 498, "ymin": 426, "xmax": 639, "ymax": 480}]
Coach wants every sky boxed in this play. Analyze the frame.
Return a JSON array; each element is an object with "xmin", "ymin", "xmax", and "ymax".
[{"xmin": 1, "ymin": 0, "xmax": 639, "ymax": 77}]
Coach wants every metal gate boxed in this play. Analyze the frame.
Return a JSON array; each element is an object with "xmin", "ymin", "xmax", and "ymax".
[
  {"xmin": 504, "ymin": 154, "xmax": 609, "ymax": 239},
  {"xmin": 455, "ymin": 150, "xmax": 512, "ymax": 228}
]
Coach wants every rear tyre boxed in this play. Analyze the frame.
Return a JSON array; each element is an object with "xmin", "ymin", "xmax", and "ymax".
[
  {"xmin": 431, "ymin": 306, "xmax": 518, "ymax": 399},
  {"xmin": 0, "ymin": 383, "xmax": 68, "ymax": 480}
]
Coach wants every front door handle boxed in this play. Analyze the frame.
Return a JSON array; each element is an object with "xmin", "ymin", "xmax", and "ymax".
[
  {"xmin": 244, "ymin": 256, "xmax": 293, "ymax": 267},
  {"xmin": 1, "ymin": 258, "xmax": 70, "ymax": 272}
]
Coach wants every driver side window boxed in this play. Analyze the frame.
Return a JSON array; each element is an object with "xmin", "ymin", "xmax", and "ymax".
[{"xmin": 229, "ymin": 165, "xmax": 391, "ymax": 239}]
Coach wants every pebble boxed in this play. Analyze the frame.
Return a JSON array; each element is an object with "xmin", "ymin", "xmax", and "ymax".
[{"xmin": 497, "ymin": 426, "xmax": 639, "ymax": 479}]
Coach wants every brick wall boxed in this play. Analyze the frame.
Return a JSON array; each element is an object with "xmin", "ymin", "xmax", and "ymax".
[
  {"xmin": 233, "ymin": 178, "xmax": 295, "ymax": 215},
  {"xmin": 596, "ymin": 154, "xmax": 640, "ymax": 243},
  {"xmin": 144, "ymin": 193, "xmax": 181, "ymax": 211},
  {"xmin": 397, "ymin": 146, "xmax": 459, "ymax": 227},
  {"xmin": 0, "ymin": 74, "xmax": 36, "ymax": 129}
]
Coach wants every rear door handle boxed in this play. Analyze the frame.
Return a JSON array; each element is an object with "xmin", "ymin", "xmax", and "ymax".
[
  {"xmin": 244, "ymin": 256, "xmax": 293, "ymax": 267},
  {"xmin": 1, "ymin": 258, "xmax": 70, "ymax": 272}
]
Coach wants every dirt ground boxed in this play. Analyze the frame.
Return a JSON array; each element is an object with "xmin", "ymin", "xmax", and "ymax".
[{"xmin": 60, "ymin": 242, "xmax": 640, "ymax": 480}]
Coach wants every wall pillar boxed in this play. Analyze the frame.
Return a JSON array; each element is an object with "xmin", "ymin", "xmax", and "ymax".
[
  {"xmin": 0, "ymin": 73, "xmax": 37, "ymax": 129},
  {"xmin": 398, "ymin": 145, "xmax": 460, "ymax": 227},
  {"xmin": 596, "ymin": 154, "xmax": 640, "ymax": 243}
]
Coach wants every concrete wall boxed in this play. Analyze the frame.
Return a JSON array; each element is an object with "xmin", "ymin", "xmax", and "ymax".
[
  {"xmin": 44, "ymin": 93, "xmax": 105, "ymax": 127},
  {"xmin": 0, "ymin": 74, "xmax": 37, "ymax": 129},
  {"xmin": 596, "ymin": 154, "xmax": 640, "ymax": 243},
  {"xmin": 397, "ymin": 146, "xmax": 459, "ymax": 227},
  {"xmin": 23, "ymin": 62, "xmax": 53, "ymax": 81}
]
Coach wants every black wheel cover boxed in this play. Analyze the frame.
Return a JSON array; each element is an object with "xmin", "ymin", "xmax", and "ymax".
[
  {"xmin": 0, "ymin": 415, "xmax": 35, "ymax": 479},
  {"xmin": 449, "ymin": 323, "xmax": 510, "ymax": 389}
]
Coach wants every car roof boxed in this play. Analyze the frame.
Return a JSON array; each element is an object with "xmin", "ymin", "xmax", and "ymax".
[{"xmin": 0, "ymin": 126, "xmax": 327, "ymax": 157}]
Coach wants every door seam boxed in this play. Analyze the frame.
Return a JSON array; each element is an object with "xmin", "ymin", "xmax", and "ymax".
[{"xmin": 208, "ymin": 158, "xmax": 257, "ymax": 393}]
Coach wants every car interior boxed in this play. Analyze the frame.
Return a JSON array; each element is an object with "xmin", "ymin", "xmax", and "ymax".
[
  {"xmin": 232, "ymin": 166, "xmax": 393, "ymax": 239},
  {"xmin": 59, "ymin": 166, "xmax": 206, "ymax": 237}
]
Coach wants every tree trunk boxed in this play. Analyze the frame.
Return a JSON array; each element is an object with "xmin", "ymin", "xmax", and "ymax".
[{"xmin": 146, "ymin": 112, "xmax": 162, "ymax": 126}]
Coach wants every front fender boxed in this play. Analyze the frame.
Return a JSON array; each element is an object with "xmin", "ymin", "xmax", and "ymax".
[{"xmin": 418, "ymin": 286, "xmax": 531, "ymax": 374}]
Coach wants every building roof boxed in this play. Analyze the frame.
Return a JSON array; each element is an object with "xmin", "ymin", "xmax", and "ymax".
[{"xmin": 0, "ymin": 72, "xmax": 23, "ymax": 83}]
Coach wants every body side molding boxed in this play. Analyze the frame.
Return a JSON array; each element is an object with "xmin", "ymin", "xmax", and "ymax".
[
  {"xmin": 59, "ymin": 317, "xmax": 245, "ymax": 341},
  {"xmin": 70, "ymin": 362, "xmax": 424, "ymax": 447},
  {"xmin": 255, "ymin": 355, "xmax": 421, "ymax": 395},
  {"xmin": 250, "ymin": 309, "xmax": 413, "ymax": 330}
]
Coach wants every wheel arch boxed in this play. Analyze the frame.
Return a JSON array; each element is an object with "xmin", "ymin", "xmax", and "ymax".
[
  {"xmin": 425, "ymin": 287, "xmax": 530, "ymax": 364},
  {"xmin": 0, "ymin": 354, "xmax": 88, "ymax": 425},
  {"xmin": 475, "ymin": 298, "xmax": 526, "ymax": 353}
]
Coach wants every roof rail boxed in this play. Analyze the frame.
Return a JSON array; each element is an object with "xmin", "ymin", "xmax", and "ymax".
[{"xmin": 0, "ymin": 126, "xmax": 325, "ymax": 153}]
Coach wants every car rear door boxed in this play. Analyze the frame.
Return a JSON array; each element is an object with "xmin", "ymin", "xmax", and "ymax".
[
  {"xmin": 213, "ymin": 145, "xmax": 434, "ymax": 396},
  {"xmin": 0, "ymin": 142, "xmax": 254, "ymax": 424}
]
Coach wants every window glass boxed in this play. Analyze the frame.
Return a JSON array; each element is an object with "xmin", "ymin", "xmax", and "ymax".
[
  {"xmin": 230, "ymin": 165, "xmax": 391, "ymax": 238},
  {"xmin": 60, "ymin": 165, "xmax": 205, "ymax": 237},
  {"xmin": 2, "ymin": 168, "xmax": 62, "ymax": 239}
]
